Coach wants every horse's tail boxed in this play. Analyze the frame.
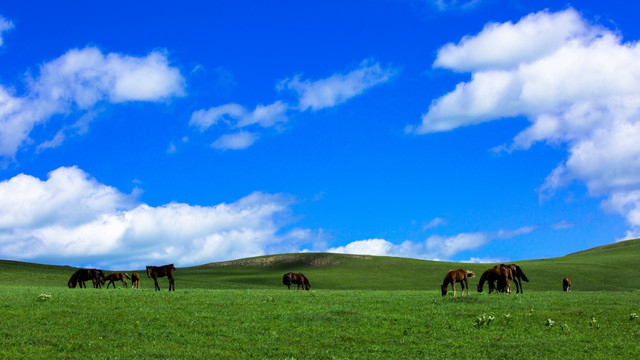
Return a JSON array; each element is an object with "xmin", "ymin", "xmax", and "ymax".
[
  {"xmin": 466, "ymin": 270, "xmax": 475, "ymax": 278},
  {"xmin": 515, "ymin": 265, "xmax": 529, "ymax": 282},
  {"xmin": 124, "ymin": 273, "xmax": 131, "ymax": 280}
]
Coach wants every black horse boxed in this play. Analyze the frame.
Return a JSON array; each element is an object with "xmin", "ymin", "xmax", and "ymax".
[
  {"xmin": 68, "ymin": 269, "xmax": 104, "ymax": 288},
  {"xmin": 283, "ymin": 272, "xmax": 310, "ymax": 290},
  {"xmin": 146, "ymin": 264, "xmax": 176, "ymax": 291}
]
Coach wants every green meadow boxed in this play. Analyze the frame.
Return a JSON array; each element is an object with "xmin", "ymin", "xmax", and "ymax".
[{"xmin": 1, "ymin": 240, "xmax": 640, "ymax": 359}]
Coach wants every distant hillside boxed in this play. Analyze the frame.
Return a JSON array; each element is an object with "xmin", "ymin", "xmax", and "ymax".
[{"xmin": 1, "ymin": 239, "xmax": 639, "ymax": 291}]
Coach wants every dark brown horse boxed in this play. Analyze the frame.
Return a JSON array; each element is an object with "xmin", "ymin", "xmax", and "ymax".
[
  {"xmin": 130, "ymin": 272, "xmax": 140, "ymax": 289},
  {"xmin": 441, "ymin": 269, "xmax": 475, "ymax": 297},
  {"xmin": 563, "ymin": 277, "xmax": 571, "ymax": 291},
  {"xmin": 283, "ymin": 272, "xmax": 310, "ymax": 290},
  {"xmin": 500, "ymin": 264, "xmax": 529, "ymax": 294},
  {"xmin": 146, "ymin": 264, "xmax": 175, "ymax": 291},
  {"xmin": 101, "ymin": 273, "xmax": 130, "ymax": 288},
  {"xmin": 477, "ymin": 266, "xmax": 511, "ymax": 294},
  {"xmin": 68, "ymin": 269, "xmax": 104, "ymax": 288}
]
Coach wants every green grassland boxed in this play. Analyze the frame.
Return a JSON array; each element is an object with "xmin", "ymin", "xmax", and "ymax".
[{"xmin": 1, "ymin": 239, "xmax": 640, "ymax": 359}]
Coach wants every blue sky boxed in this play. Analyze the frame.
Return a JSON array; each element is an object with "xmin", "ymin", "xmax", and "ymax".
[{"xmin": 1, "ymin": 0, "xmax": 640, "ymax": 269}]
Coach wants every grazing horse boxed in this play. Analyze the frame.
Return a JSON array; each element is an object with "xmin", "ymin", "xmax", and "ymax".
[
  {"xmin": 130, "ymin": 272, "xmax": 140, "ymax": 289},
  {"xmin": 68, "ymin": 269, "xmax": 104, "ymax": 289},
  {"xmin": 477, "ymin": 266, "xmax": 511, "ymax": 294},
  {"xmin": 282, "ymin": 272, "xmax": 310, "ymax": 290},
  {"xmin": 441, "ymin": 269, "xmax": 475, "ymax": 297},
  {"xmin": 146, "ymin": 264, "xmax": 176, "ymax": 291},
  {"xmin": 563, "ymin": 277, "xmax": 571, "ymax": 292},
  {"xmin": 101, "ymin": 273, "xmax": 130, "ymax": 288},
  {"xmin": 501, "ymin": 264, "xmax": 529, "ymax": 294}
]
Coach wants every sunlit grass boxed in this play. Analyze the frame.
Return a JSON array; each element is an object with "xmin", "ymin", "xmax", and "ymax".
[{"xmin": 1, "ymin": 286, "xmax": 639, "ymax": 359}]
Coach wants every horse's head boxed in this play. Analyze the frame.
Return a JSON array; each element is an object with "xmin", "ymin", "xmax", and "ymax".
[
  {"xmin": 304, "ymin": 280, "xmax": 310, "ymax": 290},
  {"xmin": 146, "ymin": 266, "xmax": 152, "ymax": 278},
  {"xmin": 441, "ymin": 284, "xmax": 448, "ymax": 296},
  {"xmin": 68, "ymin": 279, "xmax": 76, "ymax": 288},
  {"xmin": 477, "ymin": 282, "xmax": 484, "ymax": 293}
]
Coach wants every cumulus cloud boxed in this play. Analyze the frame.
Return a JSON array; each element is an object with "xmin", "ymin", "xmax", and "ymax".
[
  {"xmin": 282, "ymin": 60, "xmax": 397, "ymax": 111},
  {"xmin": 410, "ymin": 8, "xmax": 640, "ymax": 238},
  {"xmin": 0, "ymin": 167, "xmax": 308, "ymax": 269},
  {"xmin": 0, "ymin": 47, "xmax": 184, "ymax": 160},
  {"xmin": 328, "ymin": 226, "xmax": 533, "ymax": 260},
  {"xmin": 0, "ymin": 16, "xmax": 13, "ymax": 46}
]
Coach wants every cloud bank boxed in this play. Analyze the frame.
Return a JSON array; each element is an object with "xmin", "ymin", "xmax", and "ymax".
[
  {"xmin": 0, "ymin": 47, "xmax": 185, "ymax": 160},
  {"xmin": 410, "ymin": 8, "xmax": 640, "ymax": 239},
  {"xmin": 328, "ymin": 226, "xmax": 534, "ymax": 261},
  {"xmin": 0, "ymin": 167, "xmax": 308, "ymax": 269}
]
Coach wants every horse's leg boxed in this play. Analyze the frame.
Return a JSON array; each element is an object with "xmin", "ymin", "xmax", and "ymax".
[
  {"xmin": 464, "ymin": 279, "xmax": 469, "ymax": 296},
  {"xmin": 154, "ymin": 277, "xmax": 160, "ymax": 291},
  {"xmin": 169, "ymin": 275, "xmax": 175, "ymax": 291},
  {"xmin": 518, "ymin": 277, "xmax": 523, "ymax": 294}
]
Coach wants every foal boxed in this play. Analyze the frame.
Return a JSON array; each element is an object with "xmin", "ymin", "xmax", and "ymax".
[
  {"xmin": 441, "ymin": 269, "xmax": 475, "ymax": 297},
  {"xmin": 563, "ymin": 277, "xmax": 571, "ymax": 291},
  {"xmin": 130, "ymin": 272, "xmax": 140, "ymax": 289},
  {"xmin": 101, "ymin": 273, "xmax": 130, "ymax": 288}
]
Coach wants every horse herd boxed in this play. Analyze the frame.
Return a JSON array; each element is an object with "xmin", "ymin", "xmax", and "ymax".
[
  {"xmin": 441, "ymin": 264, "xmax": 573, "ymax": 296},
  {"xmin": 68, "ymin": 264, "xmax": 176, "ymax": 291},
  {"xmin": 68, "ymin": 264, "xmax": 571, "ymax": 294}
]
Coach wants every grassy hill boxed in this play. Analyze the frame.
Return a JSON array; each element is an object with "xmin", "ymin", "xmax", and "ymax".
[{"xmin": 2, "ymin": 238, "xmax": 640, "ymax": 291}]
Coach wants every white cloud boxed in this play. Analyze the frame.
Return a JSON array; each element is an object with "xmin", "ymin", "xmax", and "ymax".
[
  {"xmin": 236, "ymin": 101, "xmax": 289, "ymax": 128},
  {"xmin": 425, "ymin": 232, "xmax": 489, "ymax": 258},
  {"xmin": 190, "ymin": 103, "xmax": 246, "ymax": 131},
  {"xmin": 0, "ymin": 167, "xmax": 308, "ymax": 269},
  {"xmin": 433, "ymin": 0, "xmax": 482, "ymax": 12},
  {"xmin": 411, "ymin": 8, "xmax": 640, "ymax": 239},
  {"xmin": 0, "ymin": 16, "xmax": 13, "ymax": 46},
  {"xmin": 328, "ymin": 239, "xmax": 394, "ymax": 256},
  {"xmin": 433, "ymin": 9, "xmax": 592, "ymax": 72},
  {"xmin": 327, "ymin": 226, "xmax": 532, "ymax": 260},
  {"xmin": 191, "ymin": 59, "xmax": 394, "ymax": 150},
  {"xmin": 282, "ymin": 59, "xmax": 397, "ymax": 111},
  {"xmin": 0, "ymin": 47, "xmax": 185, "ymax": 159},
  {"xmin": 191, "ymin": 101, "xmax": 289, "ymax": 133},
  {"xmin": 211, "ymin": 131, "xmax": 258, "ymax": 150},
  {"xmin": 423, "ymin": 217, "xmax": 446, "ymax": 230}
]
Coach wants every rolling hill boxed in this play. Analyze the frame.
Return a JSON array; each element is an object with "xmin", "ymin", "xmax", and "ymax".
[{"xmin": 1, "ymin": 238, "xmax": 639, "ymax": 291}]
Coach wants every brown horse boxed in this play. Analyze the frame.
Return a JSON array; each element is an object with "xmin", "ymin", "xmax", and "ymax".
[
  {"xmin": 563, "ymin": 277, "xmax": 571, "ymax": 291},
  {"xmin": 68, "ymin": 269, "xmax": 104, "ymax": 289},
  {"xmin": 501, "ymin": 264, "xmax": 529, "ymax": 294},
  {"xmin": 283, "ymin": 272, "xmax": 310, "ymax": 290},
  {"xmin": 130, "ymin": 272, "xmax": 140, "ymax": 289},
  {"xmin": 146, "ymin": 264, "xmax": 175, "ymax": 291},
  {"xmin": 441, "ymin": 269, "xmax": 475, "ymax": 297},
  {"xmin": 477, "ymin": 266, "xmax": 511, "ymax": 294},
  {"xmin": 101, "ymin": 273, "xmax": 130, "ymax": 288}
]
